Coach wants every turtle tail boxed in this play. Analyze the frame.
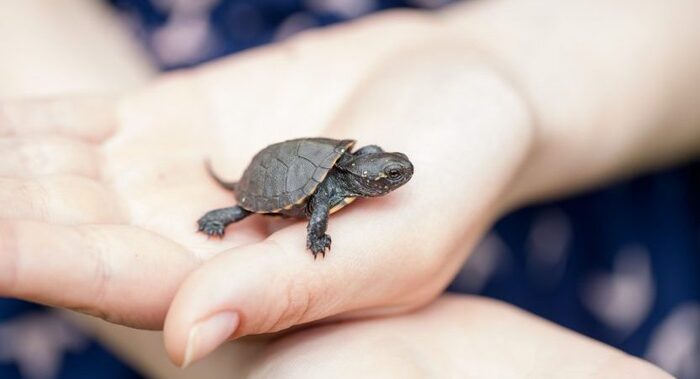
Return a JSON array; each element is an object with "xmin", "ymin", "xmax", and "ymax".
[{"xmin": 205, "ymin": 160, "xmax": 238, "ymax": 191}]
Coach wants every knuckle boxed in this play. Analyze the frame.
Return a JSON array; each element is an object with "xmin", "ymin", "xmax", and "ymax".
[
  {"xmin": 261, "ymin": 240, "xmax": 325, "ymax": 333},
  {"xmin": 75, "ymin": 226, "xmax": 113, "ymax": 311},
  {"xmin": 19, "ymin": 139, "xmax": 51, "ymax": 175},
  {"xmin": 13, "ymin": 176, "xmax": 118, "ymax": 224},
  {"xmin": 22, "ymin": 180, "xmax": 51, "ymax": 221},
  {"xmin": 17, "ymin": 137, "xmax": 97, "ymax": 177},
  {"xmin": 267, "ymin": 272, "xmax": 317, "ymax": 333}
]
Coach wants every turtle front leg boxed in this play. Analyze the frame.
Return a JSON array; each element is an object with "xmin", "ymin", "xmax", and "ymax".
[
  {"xmin": 307, "ymin": 194, "xmax": 332, "ymax": 259},
  {"xmin": 197, "ymin": 205, "xmax": 251, "ymax": 237}
]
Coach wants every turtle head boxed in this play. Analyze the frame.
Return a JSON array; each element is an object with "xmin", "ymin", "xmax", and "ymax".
[{"xmin": 339, "ymin": 152, "xmax": 414, "ymax": 197}]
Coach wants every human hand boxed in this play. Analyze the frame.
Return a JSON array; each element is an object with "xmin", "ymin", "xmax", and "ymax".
[
  {"xmin": 247, "ymin": 295, "xmax": 670, "ymax": 378},
  {"xmin": 3, "ymin": 0, "xmax": 699, "ymax": 373},
  {"xmin": 160, "ymin": 20, "xmax": 533, "ymax": 367},
  {"xmin": 0, "ymin": 95, "xmax": 201, "ymax": 328},
  {"xmin": 0, "ymin": 10, "xmax": 532, "ymax": 366}
]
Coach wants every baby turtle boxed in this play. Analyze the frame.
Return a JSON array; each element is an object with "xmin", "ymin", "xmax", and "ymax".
[{"xmin": 197, "ymin": 138, "xmax": 414, "ymax": 258}]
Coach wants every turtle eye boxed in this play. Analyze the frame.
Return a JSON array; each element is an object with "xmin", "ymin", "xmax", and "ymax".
[{"xmin": 386, "ymin": 168, "xmax": 401, "ymax": 179}]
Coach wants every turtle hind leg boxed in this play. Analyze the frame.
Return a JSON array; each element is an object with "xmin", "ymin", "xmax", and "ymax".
[{"xmin": 197, "ymin": 205, "xmax": 251, "ymax": 237}]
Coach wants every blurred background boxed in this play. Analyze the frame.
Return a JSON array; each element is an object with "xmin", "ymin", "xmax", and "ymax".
[{"xmin": 0, "ymin": 0, "xmax": 698, "ymax": 378}]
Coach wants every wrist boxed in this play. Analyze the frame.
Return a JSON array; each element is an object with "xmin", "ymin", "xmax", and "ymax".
[{"xmin": 439, "ymin": 0, "xmax": 700, "ymax": 204}]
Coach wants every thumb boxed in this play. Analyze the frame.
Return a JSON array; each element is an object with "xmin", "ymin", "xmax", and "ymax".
[{"xmin": 162, "ymin": 193, "xmax": 450, "ymax": 368}]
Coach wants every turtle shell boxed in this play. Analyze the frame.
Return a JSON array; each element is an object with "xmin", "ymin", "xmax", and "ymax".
[{"xmin": 236, "ymin": 138, "xmax": 356, "ymax": 213}]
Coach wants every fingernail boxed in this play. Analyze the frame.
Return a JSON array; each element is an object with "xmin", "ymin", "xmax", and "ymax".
[{"xmin": 181, "ymin": 311, "xmax": 239, "ymax": 368}]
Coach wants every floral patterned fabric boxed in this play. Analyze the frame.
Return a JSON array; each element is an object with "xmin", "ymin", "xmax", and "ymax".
[{"xmin": 0, "ymin": 1, "xmax": 697, "ymax": 378}]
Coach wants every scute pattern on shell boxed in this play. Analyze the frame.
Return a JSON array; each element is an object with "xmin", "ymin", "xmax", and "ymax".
[{"xmin": 236, "ymin": 138, "xmax": 355, "ymax": 212}]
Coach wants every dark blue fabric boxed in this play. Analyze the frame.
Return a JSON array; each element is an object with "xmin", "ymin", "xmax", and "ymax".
[
  {"xmin": 1, "ymin": 1, "xmax": 697, "ymax": 378},
  {"xmin": 449, "ymin": 161, "xmax": 700, "ymax": 358}
]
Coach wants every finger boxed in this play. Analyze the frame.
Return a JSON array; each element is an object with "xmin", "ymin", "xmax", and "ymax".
[
  {"xmin": 0, "ymin": 220, "xmax": 197, "ymax": 329},
  {"xmin": 164, "ymin": 193, "xmax": 452, "ymax": 367},
  {"xmin": 0, "ymin": 136, "xmax": 100, "ymax": 178},
  {"xmin": 164, "ymin": 53, "xmax": 534, "ymax": 366},
  {"xmin": 0, "ymin": 176, "xmax": 122, "ymax": 224},
  {"xmin": 0, "ymin": 97, "xmax": 116, "ymax": 142}
]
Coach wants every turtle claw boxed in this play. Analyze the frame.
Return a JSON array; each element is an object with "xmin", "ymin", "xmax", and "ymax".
[
  {"xmin": 197, "ymin": 219, "xmax": 226, "ymax": 238},
  {"xmin": 312, "ymin": 250, "xmax": 327, "ymax": 260},
  {"xmin": 308, "ymin": 234, "xmax": 331, "ymax": 259}
]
